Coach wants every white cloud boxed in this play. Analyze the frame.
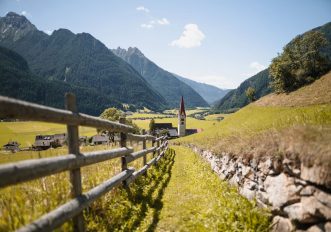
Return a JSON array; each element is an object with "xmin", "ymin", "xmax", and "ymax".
[
  {"xmin": 44, "ymin": 30, "xmax": 53, "ymax": 35},
  {"xmin": 249, "ymin": 61, "xmax": 265, "ymax": 72},
  {"xmin": 171, "ymin": 24, "xmax": 205, "ymax": 48},
  {"xmin": 136, "ymin": 6, "xmax": 150, "ymax": 13},
  {"xmin": 141, "ymin": 18, "xmax": 170, "ymax": 29},
  {"xmin": 141, "ymin": 24, "xmax": 153, "ymax": 29},
  {"xmin": 20, "ymin": 10, "xmax": 31, "ymax": 17},
  {"xmin": 156, "ymin": 18, "xmax": 169, "ymax": 25}
]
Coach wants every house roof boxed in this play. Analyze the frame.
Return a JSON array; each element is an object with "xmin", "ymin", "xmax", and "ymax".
[
  {"xmin": 154, "ymin": 123, "xmax": 173, "ymax": 129},
  {"xmin": 92, "ymin": 135, "xmax": 109, "ymax": 142}
]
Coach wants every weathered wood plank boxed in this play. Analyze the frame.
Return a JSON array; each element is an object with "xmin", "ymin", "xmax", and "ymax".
[
  {"xmin": 154, "ymin": 136, "xmax": 165, "ymax": 142},
  {"xmin": 142, "ymin": 129, "xmax": 147, "ymax": 169},
  {"xmin": 125, "ymin": 147, "xmax": 157, "ymax": 163},
  {"xmin": 0, "ymin": 147, "xmax": 132, "ymax": 188},
  {"xmin": 127, "ymin": 133, "xmax": 155, "ymax": 141},
  {"xmin": 17, "ymin": 168, "xmax": 134, "ymax": 232},
  {"xmin": 127, "ymin": 157, "xmax": 157, "ymax": 184},
  {"xmin": 0, "ymin": 95, "xmax": 133, "ymax": 132},
  {"xmin": 65, "ymin": 93, "xmax": 84, "ymax": 232}
]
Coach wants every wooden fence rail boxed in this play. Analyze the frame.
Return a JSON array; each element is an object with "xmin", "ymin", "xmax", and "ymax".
[{"xmin": 0, "ymin": 93, "xmax": 170, "ymax": 232}]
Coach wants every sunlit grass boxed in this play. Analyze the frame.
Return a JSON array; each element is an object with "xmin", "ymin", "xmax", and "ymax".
[
  {"xmin": 127, "ymin": 113, "xmax": 173, "ymax": 119},
  {"xmin": 156, "ymin": 146, "xmax": 270, "ymax": 231},
  {"xmin": 0, "ymin": 121, "xmax": 96, "ymax": 147},
  {"xmin": 177, "ymin": 104, "xmax": 331, "ymax": 149},
  {"xmin": 0, "ymin": 141, "xmax": 157, "ymax": 231}
]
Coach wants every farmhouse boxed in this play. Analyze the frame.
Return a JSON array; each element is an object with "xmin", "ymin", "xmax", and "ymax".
[
  {"xmin": 91, "ymin": 135, "xmax": 109, "ymax": 145},
  {"xmin": 2, "ymin": 141, "xmax": 20, "ymax": 152},
  {"xmin": 33, "ymin": 133, "xmax": 68, "ymax": 150},
  {"xmin": 53, "ymin": 133, "xmax": 67, "ymax": 145}
]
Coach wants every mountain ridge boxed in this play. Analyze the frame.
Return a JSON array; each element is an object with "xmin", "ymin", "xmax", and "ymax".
[
  {"xmin": 112, "ymin": 46, "xmax": 209, "ymax": 108},
  {"xmin": 172, "ymin": 73, "xmax": 231, "ymax": 105},
  {"xmin": 0, "ymin": 46, "xmax": 125, "ymax": 115},
  {"xmin": 0, "ymin": 12, "xmax": 167, "ymax": 112}
]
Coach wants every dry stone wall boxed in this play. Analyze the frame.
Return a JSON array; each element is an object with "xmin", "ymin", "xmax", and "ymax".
[{"xmin": 189, "ymin": 145, "xmax": 331, "ymax": 232}]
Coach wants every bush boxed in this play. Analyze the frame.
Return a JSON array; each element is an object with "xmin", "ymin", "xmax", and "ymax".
[
  {"xmin": 270, "ymin": 31, "xmax": 331, "ymax": 93},
  {"xmin": 245, "ymin": 87, "xmax": 256, "ymax": 102}
]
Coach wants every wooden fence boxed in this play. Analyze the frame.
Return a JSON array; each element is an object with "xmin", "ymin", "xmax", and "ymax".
[{"xmin": 0, "ymin": 93, "xmax": 170, "ymax": 232}]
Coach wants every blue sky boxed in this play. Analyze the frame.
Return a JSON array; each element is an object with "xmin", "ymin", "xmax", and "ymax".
[{"xmin": 1, "ymin": 0, "xmax": 331, "ymax": 89}]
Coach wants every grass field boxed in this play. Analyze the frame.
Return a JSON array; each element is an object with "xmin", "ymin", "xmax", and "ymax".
[
  {"xmin": 177, "ymin": 104, "xmax": 331, "ymax": 148},
  {"xmin": 133, "ymin": 117, "xmax": 213, "ymax": 131},
  {"xmin": 155, "ymin": 146, "xmax": 270, "ymax": 231},
  {"xmin": 0, "ymin": 121, "xmax": 97, "ymax": 148},
  {"xmin": 126, "ymin": 113, "xmax": 173, "ymax": 119},
  {"xmin": 0, "ymin": 141, "xmax": 157, "ymax": 231}
]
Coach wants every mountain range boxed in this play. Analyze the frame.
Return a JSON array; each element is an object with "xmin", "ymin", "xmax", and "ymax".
[
  {"xmin": 214, "ymin": 21, "xmax": 331, "ymax": 112},
  {"xmin": 0, "ymin": 46, "xmax": 126, "ymax": 115},
  {"xmin": 172, "ymin": 74, "xmax": 231, "ymax": 105},
  {"xmin": 0, "ymin": 12, "xmax": 228, "ymax": 115},
  {"xmin": 112, "ymin": 47, "xmax": 209, "ymax": 108}
]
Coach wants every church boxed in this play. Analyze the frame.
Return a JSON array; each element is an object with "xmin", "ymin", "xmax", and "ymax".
[{"xmin": 153, "ymin": 96, "xmax": 198, "ymax": 138}]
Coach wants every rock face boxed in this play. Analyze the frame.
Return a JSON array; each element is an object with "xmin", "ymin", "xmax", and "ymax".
[{"xmin": 191, "ymin": 145, "xmax": 331, "ymax": 232}]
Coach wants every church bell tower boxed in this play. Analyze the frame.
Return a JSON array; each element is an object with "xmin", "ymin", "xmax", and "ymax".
[{"xmin": 178, "ymin": 96, "xmax": 186, "ymax": 137}]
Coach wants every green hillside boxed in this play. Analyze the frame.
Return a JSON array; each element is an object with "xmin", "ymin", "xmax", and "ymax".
[
  {"xmin": 0, "ymin": 12, "xmax": 167, "ymax": 112},
  {"xmin": 214, "ymin": 69, "xmax": 270, "ymax": 112},
  {"xmin": 112, "ymin": 47, "xmax": 209, "ymax": 108},
  {"xmin": 214, "ymin": 21, "xmax": 331, "ymax": 113},
  {"xmin": 0, "ymin": 46, "xmax": 128, "ymax": 115},
  {"xmin": 178, "ymin": 71, "xmax": 331, "ymax": 170}
]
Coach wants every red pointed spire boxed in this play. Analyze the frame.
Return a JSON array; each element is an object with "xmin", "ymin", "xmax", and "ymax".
[{"xmin": 179, "ymin": 96, "xmax": 186, "ymax": 117}]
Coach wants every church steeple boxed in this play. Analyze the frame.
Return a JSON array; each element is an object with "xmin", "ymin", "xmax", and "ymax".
[
  {"xmin": 178, "ymin": 96, "xmax": 186, "ymax": 137},
  {"xmin": 179, "ymin": 96, "xmax": 186, "ymax": 117}
]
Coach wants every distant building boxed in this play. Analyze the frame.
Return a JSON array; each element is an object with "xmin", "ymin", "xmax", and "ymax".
[
  {"xmin": 178, "ymin": 96, "xmax": 186, "ymax": 137},
  {"xmin": 33, "ymin": 135, "xmax": 58, "ymax": 150},
  {"xmin": 53, "ymin": 133, "xmax": 67, "ymax": 145},
  {"xmin": 154, "ymin": 123, "xmax": 173, "ymax": 130},
  {"xmin": 149, "ymin": 97, "xmax": 200, "ymax": 138},
  {"xmin": 2, "ymin": 141, "xmax": 20, "ymax": 152},
  {"xmin": 91, "ymin": 135, "xmax": 109, "ymax": 145}
]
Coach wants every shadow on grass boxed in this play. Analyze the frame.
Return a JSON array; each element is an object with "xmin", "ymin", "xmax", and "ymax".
[{"xmin": 125, "ymin": 149, "xmax": 175, "ymax": 231}]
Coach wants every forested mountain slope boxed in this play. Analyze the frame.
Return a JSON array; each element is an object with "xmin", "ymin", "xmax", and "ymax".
[{"xmin": 0, "ymin": 12, "xmax": 167, "ymax": 112}]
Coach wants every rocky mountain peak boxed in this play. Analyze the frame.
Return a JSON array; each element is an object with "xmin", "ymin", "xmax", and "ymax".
[
  {"xmin": 127, "ymin": 47, "xmax": 145, "ymax": 57},
  {"xmin": 0, "ymin": 12, "xmax": 37, "ymax": 42},
  {"xmin": 112, "ymin": 47, "xmax": 145, "ymax": 59}
]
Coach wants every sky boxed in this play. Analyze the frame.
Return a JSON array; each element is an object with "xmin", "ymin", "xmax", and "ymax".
[{"xmin": 0, "ymin": 0, "xmax": 331, "ymax": 89}]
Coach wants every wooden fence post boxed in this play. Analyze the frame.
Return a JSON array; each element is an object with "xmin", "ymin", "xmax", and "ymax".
[
  {"xmin": 65, "ymin": 93, "xmax": 85, "ymax": 232},
  {"xmin": 142, "ymin": 129, "xmax": 147, "ymax": 167},
  {"xmin": 152, "ymin": 135, "xmax": 156, "ymax": 158},
  {"xmin": 119, "ymin": 117, "xmax": 128, "ymax": 185},
  {"xmin": 157, "ymin": 134, "xmax": 160, "ymax": 157}
]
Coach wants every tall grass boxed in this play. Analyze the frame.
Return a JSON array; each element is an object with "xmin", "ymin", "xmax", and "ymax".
[
  {"xmin": 0, "ymin": 142, "xmax": 156, "ymax": 231},
  {"xmin": 177, "ymin": 104, "xmax": 331, "ymax": 149}
]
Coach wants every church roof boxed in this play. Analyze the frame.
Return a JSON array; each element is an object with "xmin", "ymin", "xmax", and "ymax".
[{"xmin": 179, "ymin": 96, "xmax": 186, "ymax": 117}]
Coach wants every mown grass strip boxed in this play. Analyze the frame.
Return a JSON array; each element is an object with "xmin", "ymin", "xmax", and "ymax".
[{"xmin": 155, "ymin": 146, "xmax": 270, "ymax": 232}]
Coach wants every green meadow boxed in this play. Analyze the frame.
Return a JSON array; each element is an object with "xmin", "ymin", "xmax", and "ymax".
[{"xmin": 0, "ymin": 121, "xmax": 97, "ymax": 148}]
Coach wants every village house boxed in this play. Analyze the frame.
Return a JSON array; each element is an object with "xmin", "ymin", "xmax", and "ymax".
[
  {"xmin": 52, "ymin": 133, "xmax": 67, "ymax": 145},
  {"xmin": 2, "ymin": 141, "xmax": 20, "ymax": 152},
  {"xmin": 91, "ymin": 135, "xmax": 109, "ymax": 145}
]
